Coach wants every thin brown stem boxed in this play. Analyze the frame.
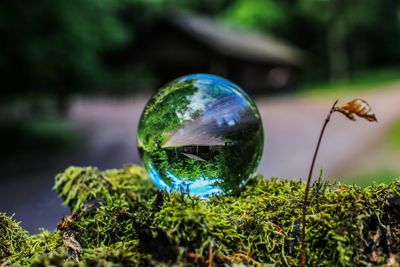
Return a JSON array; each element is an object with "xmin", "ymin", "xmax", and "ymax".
[
  {"xmin": 208, "ymin": 240, "xmax": 214, "ymax": 267},
  {"xmin": 300, "ymin": 100, "xmax": 338, "ymax": 267}
]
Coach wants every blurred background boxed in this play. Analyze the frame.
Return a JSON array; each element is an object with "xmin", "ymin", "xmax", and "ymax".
[{"xmin": 1, "ymin": 0, "xmax": 400, "ymax": 233}]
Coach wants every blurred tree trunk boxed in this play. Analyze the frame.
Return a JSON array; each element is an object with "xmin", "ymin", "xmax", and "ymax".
[
  {"xmin": 56, "ymin": 91, "xmax": 69, "ymax": 118},
  {"xmin": 327, "ymin": 1, "xmax": 349, "ymax": 82},
  {"xmin": 328, "ymin": 29, "xmax": 349, "ymax": 82}
]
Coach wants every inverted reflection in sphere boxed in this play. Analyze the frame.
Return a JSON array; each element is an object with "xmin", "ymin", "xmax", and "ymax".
[{"xmin": 137, "ymin": 74, "xmax": 263, "ymax": 197}]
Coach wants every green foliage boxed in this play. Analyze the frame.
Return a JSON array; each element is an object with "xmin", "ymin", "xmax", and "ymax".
[
  {"xmin": 220, "ymin": 0, "xmax": 285, "ymax": 30},
  {"xmin": 1, "ymin": 165, "xmax": 400, "ymax": 266},
  {"xmin": 0, "ymin": 0, "xmax": 130, "ymax": 94},
  {"xmin": 298, "ymin": 0, "xmax": 379, "ymax": 28},
  {"xmin": 139, "ymin": 80, "xmax": 198, "ymax": 151},
  {"xmin": 2, "ymin": 0, "xmax": 400, "ymax": 97},
  {"xmin": 0, "ymin": 118, "xmax": 79, "ymax": 156},
  {"xmin": 389, "ymin": 121, "xmax": 400, "ymax": 149},
  {"xmin": 341, "ymin": 170, "xmax": 400, "ymax": 188},
  {"xmin": 299, "ymin": 67, "xmax": 400, "ymax": 97}
]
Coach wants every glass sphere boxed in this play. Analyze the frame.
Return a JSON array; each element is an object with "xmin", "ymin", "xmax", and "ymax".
[{"xmin": 137, "ymin": 74, "xmax": 263, "ymax": 197}]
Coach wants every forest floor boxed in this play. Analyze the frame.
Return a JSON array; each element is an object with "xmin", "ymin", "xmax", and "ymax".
[{"xmin": 1, "ymin": 83, "xmax": 400, "ymax": 233}]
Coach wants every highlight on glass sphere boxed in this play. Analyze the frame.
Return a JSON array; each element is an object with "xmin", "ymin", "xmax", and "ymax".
[{"xmin": 137, "ymin": 74, "xmax": 264, "ymax": 197}]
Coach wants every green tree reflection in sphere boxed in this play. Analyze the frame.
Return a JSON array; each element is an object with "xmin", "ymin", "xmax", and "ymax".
[{"xmin": 137, "ymin": 74, "xmax": 264, "ymax": 197}]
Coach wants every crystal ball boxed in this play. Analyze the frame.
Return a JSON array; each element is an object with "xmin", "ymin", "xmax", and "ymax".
[{"xmin": 137, "ymin": 74, "xmax": 263, "ymax": 197}]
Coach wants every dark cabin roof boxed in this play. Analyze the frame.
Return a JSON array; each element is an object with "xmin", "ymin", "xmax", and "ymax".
[{"xmin": 165, "ymin": 12, "xmax": 305, "ymax": 66}]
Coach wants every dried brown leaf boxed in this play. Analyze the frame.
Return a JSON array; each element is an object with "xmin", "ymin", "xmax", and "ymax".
[
  {"xmin": 57, "ymin": 213, "xmax": 78, "ymax": 231},
  {"xmin": 335, "ymin": 98, "xmax": 377, "ymax": 122}
]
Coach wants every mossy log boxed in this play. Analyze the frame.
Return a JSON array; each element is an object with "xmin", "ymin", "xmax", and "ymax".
[{"xmin": 1, "ymin": 165, "xmax": 400, "ymax": 266}]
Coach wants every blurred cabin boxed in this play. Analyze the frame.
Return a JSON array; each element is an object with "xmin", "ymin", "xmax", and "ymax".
[{"xmin": 116, "ymin": 12, "xmax": 305, "ymax": 94}]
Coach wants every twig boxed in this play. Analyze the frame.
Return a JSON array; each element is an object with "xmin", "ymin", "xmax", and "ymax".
[
  {"xmin": 300, "ymin": 99, "xmax": 338, "ymax": 267},
  {"xmin": 208, "ymin": 242, "xmax": 214, "ymax": 267},
  {"xmin": 186, "ymin": 252, "xmax": 204, "ymax": 262},
  {"xmin": 385, "ymin": 225, "xmax": 399, "ymax": 266},
  {"xmin": 227, "ymin": 253, "xmax": 258, "ymax": 265}
]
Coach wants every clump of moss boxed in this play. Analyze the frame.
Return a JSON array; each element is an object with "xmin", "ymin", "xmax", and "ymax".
[
  {"xmin": 1, "ymin": 165, "xmax": 400, "ymax": 266},
  {"xmin": 0, "ymin": 213, "xmax": 30, "ymax": 261}
]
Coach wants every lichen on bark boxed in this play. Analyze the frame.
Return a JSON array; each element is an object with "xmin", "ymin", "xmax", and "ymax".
[{"xmin": 0, "ymin": 165, "xmax": 399, "ymax": 266}]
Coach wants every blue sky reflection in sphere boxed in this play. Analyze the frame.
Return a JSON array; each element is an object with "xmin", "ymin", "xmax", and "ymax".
[{"xmin": 137, "ymin": 74, "xmax": 264, "ymax": 197}]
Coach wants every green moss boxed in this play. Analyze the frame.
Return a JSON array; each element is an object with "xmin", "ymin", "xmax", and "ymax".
[
  {"xmin": 0, "ymin": 214, "xmax": 30, "ymax": 261},
  {"xmin": 1, "ymin": 165, "xmax": 400, "ymax": 266}
]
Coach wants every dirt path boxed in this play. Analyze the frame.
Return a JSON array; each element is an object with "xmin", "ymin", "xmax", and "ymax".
[{"xmin": 69, "ymin": 83, "xmax": 400, "ymax": 182}]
